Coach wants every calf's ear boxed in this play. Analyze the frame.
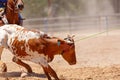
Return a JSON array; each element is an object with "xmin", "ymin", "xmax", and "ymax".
[{"xmin": 72, "ymin": 35, "xmax": 75, "ymax": 38}]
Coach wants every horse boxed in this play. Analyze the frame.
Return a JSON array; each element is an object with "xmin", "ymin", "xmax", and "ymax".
[
  {"xmin": 0, "ymin": 0, "xmax": 33, "ymax": 75},
  {"xmin": 6, "ymin": 0, "xmax": 23, "ymax": 25},
  {"xmin": 0, "ymin": 0, "xmax": 23, "ymax": 26}
]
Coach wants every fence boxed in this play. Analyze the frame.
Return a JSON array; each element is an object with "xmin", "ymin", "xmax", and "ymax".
[{"xmin": 23, "ymin": 14, "xmax": 120, "ymax": 38}]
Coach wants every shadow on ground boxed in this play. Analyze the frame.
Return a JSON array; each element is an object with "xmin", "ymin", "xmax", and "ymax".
[{"xmin": 0, "ymin": 72, "xmax": 46, "ymax": 78}]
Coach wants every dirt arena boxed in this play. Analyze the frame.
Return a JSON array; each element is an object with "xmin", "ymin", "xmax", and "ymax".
[{"xmin": 0, "ymin": 29, "xmax": 120, "ymax": 80}]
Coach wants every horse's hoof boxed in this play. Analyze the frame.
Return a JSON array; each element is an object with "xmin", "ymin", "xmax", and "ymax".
[
  {"xmin": 21, "ymin": 72, "xmax": 28, "ymax": 78},
  {"xmin": 0, "ymin": 61, "xmax": 7, "ymax": 72}
]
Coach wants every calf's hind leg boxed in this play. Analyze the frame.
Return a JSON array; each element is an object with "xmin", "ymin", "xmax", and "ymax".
[
  {"xmin": 0, "ymin": 47, "xmax": 4, "ymax": 60},
  {"xmin": 12, "ymin": 56, "xmax": 33, "ymax": 73}
]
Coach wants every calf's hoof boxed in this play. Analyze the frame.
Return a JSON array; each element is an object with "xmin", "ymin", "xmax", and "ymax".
[
  {"xmin": 0, "ymin": 61, "xmax": 7, "ymax": 72},
  {"xmin": 21, "ymin": 72, "xmax": 28, "ymax": 78}
]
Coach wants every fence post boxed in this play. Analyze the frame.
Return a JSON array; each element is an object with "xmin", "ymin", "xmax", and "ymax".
[
  {"xmin": 68, "ymin": 16, "xmax": 72, "ymax": 34},
  {"xmin": 105, "ymin": 16, "xmax": 109, "ymax": 36},
  {"xmin": 44, "ymin": 17, "xmax": 48, "ymax": 33}
]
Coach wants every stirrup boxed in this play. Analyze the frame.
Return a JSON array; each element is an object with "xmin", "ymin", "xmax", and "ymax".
[
  {"xmin": 2, "ymin": 17, "xmax": 8, "ymax": 24},
  {"xmin": 21, "ymin": 18, "xmax": 25, "ymax": 20}
]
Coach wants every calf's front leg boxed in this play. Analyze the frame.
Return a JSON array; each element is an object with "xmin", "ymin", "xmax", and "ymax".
[{"xmin": 42, "ymin": 65, "xmax": 59, "ymax": 80}]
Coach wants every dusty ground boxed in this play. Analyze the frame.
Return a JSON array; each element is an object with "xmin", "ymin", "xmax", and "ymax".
[{"xmin": 0, "ymin": 30, "xmax": 120, "ymax": 80}]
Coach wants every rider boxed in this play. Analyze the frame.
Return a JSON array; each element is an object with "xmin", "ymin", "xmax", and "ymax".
[{"xmin": 0, "ymin": 0, "xmax": 23, "ymax": 25}]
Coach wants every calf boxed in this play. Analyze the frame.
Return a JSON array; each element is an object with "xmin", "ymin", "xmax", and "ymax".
[{"xmin": 0, "ymin": 24, "xmax": 76, "ymax": 80}]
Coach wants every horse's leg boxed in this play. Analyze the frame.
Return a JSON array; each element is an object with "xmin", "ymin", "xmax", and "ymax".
[
  {"xmin": 41, "ymin": 65, "xmax": 59, "ymax": 80},
  {"xmin": 0, "ymin": 47, "xmax": 7, "ymax": 72},
  {"xmin": 12, "ymin": 56, "xmax": 33, "ymax": 73}
]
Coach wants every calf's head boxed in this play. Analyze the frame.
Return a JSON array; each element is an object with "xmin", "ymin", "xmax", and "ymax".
[{"xmin": 58, "ymin": 35, "xmax": 76, "ymax": 65}]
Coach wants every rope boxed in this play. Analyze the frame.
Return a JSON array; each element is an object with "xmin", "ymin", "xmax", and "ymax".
[
  {"xmin": 75, "ymin": 27, "xmax": 120, "ymax": 42},
  {"xmin": 75, "ymin": 30, "xmax": 108, "ymax": 42}
]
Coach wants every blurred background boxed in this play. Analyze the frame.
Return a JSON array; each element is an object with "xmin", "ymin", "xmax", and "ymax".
[
  {"xmin": 22, "ymin": 0, "xmax": 120, "ymax": 38},
  {"xmin": 23, "ymin": 0, "xmax": 120, "ymax": 18}
]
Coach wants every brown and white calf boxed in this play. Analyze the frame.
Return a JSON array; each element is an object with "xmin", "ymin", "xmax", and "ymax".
[{"xmin": 0, "ymin": 24, "xmax": 76, "ymax": 80}]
